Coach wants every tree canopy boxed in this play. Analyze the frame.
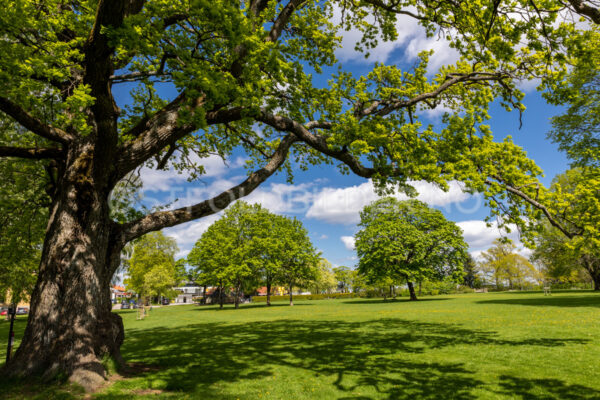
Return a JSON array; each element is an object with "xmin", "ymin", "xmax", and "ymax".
[
  {"xmin": 356, "ymin": 198, "xmax": 468, "ymax": 300},
  {"xmin": 478, "ymin": 239, "xmax": 540, "ymax": 290}
]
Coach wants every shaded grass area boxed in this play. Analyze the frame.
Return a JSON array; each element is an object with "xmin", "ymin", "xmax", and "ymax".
[{"xmin": 0, "ymin": 291, "xmax": 599, "ymax": 399}]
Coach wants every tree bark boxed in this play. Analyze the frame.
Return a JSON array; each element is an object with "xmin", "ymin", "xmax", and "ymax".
[
  {"xmin": 219, "ymin": 281, "xmax": 224, "ymax": 309},
  {"xmin": 586, "ymin": 264, "xmax": 600, "ymax": 291},
  {"xmin": 5, "ymin": 157, "xmax": 125, "ymax": 391},
  {"xmin": 234, "ymin": 279, "xmax": 240, "ymax": 309},
  {"xmin": 407, "ymin": 280, "xmax": 418, "ymax": 301},
  {"xmin": 266, "ymin": 278, "xmax": 272, "ymax": 307},
  {"xmin": 289, "ymin": 283, "xmax": 293, "ymax": 306}
]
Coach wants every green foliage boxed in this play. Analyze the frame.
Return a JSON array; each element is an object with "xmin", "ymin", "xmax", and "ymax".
[
  {"xmin": 124, "ymin": 231, "xmax": 179, "ymax": 299},
  {"xmin": 356, "ymin": 198, "xmax": 468, "ymax": 291},
  {"xmin": 188, "ymin": 201, "xmax": 320, "ymax": 298},
  {"xmin": 546, "ymin": 28, "xmax": 600, "ymax": 169},
  {"xmin": 188, "ymin": 202, "xmax": 279, "ymax": 290},
  {"xmin": 308, "ymin": 258, "xmax": 338, "ymax": 294},
  {"xmin": 332, "ymin": 265, "xmax": 354, "ymax": 293},
  {"xmin": 0, "ymin": 0, "xmax": 591, "ymax": 235},
  {"xmin": 478, "ymin": 239, "xmax": 540, "ymax": 289},
  {"xmin": 533, "ymin": 169, "xmax": 600, "ymax": 288},
  {"xmin": 0, "ymin": 127, "xmax": 49, "ymax": 304}
]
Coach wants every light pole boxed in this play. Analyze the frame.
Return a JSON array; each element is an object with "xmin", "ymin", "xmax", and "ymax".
[{"xmin": 5, "ymin": 304, "xmax": 16, "ymax": 363}]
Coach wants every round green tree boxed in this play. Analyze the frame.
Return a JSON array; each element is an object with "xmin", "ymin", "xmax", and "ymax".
[{"xmin": 356, "ymin": 198, "xmax": 468, "ymax": 300}]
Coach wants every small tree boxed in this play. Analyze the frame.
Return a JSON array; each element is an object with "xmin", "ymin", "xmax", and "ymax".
[
  {"xmin": 479, "ymin": 239, "xmax": 539, "ymax": 289},
  {"xmin": 356, "ymin": 198, "xmax": 468, "ymax": 301},
  {"xmin": 462, "ymin": 254, "xmax": 479, "ymax": 289},
  {"xmin": 125, "ymin": 232, "xmax": 179, "ymax": 306},
  {"xmin": 187, "ymin": 215, "xmax": 235, "ymax": 309},
  {"xmin": 275, "ymin": 217, "xmax": 320, "ymax": 306},
  {"xmin": 310, "ymin": 259, "xmax": 338, "ymax": 295},
  {"xmin": 333, "ymin": 266, "xmax": 354, "ymax": 293}
]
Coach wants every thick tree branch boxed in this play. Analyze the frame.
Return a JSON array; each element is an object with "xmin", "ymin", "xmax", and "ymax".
[
  {"xmin": 0, "ymin": 146, "xmax": 63, "ymax": 159},
  {"xmin": 566, "ymin": 0, "xmax": 600, "ymax": 23},
  {"xmin": 267, "ymin": 0, "xmax": 308, "ymax": 43},
  {"xmin": 115, "ymin": 94, "xmax": 245, "ymax": 179},
  {"xmin": 256, "ymin": 111, "xmax": 376, "ymax": 178},
  {"xmin": 0, "ymin": 96, "xmax": 72, "ymax": 144},
  {"xmin": 84, "ymin": 0, "xmax": 146, "ymax": 164},
  {"xmin": 485, "ymin": 176, "xmax": 582, "ymax": 239},
  {"xmin": 119, "ymin": 134, "xmax": 298, "ymax": 242}
]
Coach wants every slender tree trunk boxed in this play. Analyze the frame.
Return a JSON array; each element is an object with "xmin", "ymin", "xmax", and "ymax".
[
  {"xmin": 289, "ymin": 283, "xmax": 293, "ymax": 306},
  {"xmin": 266, "ymin": 277, "xmax": 272, "ymax": 307},
  {"xmin": 234, "ymin": 279, "xmax": 240, "ymax": 309},
  {"xmin": 389, "ymin": 285, "xmax": 393, "ymax": 298},
  {"xmin": 5, "ymin": 159, "xmax": 125, "ymax": 391},
  {"xmin": 202, "ymin": 285, "xmax": 207, "ymax": 304},
  {"xmin": 219, "ymin": 281, "xmax": 224, "ymax": 309},
  {"xmin": 407, "ymin": 280, "xmax": 418, "ymax": 301}
]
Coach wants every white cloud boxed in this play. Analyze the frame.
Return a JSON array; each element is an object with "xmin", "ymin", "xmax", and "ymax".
[
  {"xmin": 245, "ymin": 182, "xmax": 314, "ymax": 214},
  {"xmin": 319, "ymin": 234, "xmax": 329, "ymax": 240},
  {"xmin": 332, "ymin": 5, "xmax": 459, "ymax": 71},
  {"xmin": 139, "ymin": 154, "xmax": 246, "ymax": 192},
  {"xmin": 456, "ymin": 220, "xmax": 518, "ymax": 249},
  {"xmin": 341, "ymin": 236, "xmax": 356, "ymax": 250},
  {"xmin": 175, "ymin": 249, "xmax": 191, "ymax": 260},
  {"xmin": 164, "ymin": 213, "xmax": 222, "ymax": 250},
  {"xmin": 458, "ymin": 220, "xmax": 531, "ymax": 258},
  {"xmin": 306, "ymin": 180, "xmax": 470, "ymax": 224}
]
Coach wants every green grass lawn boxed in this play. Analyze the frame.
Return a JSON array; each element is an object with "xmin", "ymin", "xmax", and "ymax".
[{"xmin": 1, "ymin": 291, "xmax": 600, "ymax": 399}]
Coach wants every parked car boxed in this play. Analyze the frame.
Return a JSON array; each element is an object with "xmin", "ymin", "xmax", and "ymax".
[
  {"xmin": 0, "ymin": 309, "xmax": 6, "ymax": 316},
  {"xmin": 162, "ymin": 298, "xmax": 170, "ymax": 305},
  {"xmin": 120, "ymin": 301, "xmax": 130, "ymax": 310},
  {"xmin": 16, "ymin": 307, "xmax": 28, "ymax": 315}
]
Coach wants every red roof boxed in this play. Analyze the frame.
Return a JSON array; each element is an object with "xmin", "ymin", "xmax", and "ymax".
[
  {"xmin": 112, "ymin": 285, "xmax": 126, "ymax": 292},
  {"xmin": 256, "ymin": 287, "xmax": 268, "ymax": 295}
]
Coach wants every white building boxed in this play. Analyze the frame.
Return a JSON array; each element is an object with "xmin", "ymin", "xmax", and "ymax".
[{"xmin": 173, "ymin": 282, "xmax": 203, "ymax": 304}]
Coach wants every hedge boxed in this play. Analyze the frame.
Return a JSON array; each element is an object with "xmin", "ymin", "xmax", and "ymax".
[{"xmin": 251, "ymin": 293, "xmax": 358, "ymax": 302}]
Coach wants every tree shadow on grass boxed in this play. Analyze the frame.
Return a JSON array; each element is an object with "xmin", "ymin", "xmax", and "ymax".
[
  {"xmin": 495, "ymin": 375, "xmax": 600, "ymax": 399},
  {"xmin": 477, "ymin": 295, "xmax": 600, "ymax": 308},
  {"xmin": 99, "ymin": 317, "xmax": 591, "ymax": 399}
]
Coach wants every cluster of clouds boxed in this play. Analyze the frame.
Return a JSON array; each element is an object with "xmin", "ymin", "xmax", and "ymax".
[
  {"xmin": 331, "ymin": 5, "xmax": 459, "ymax": 73},
  {"xmin": 142, "ymin": 163, "xmax": 520, "ymax": 260}
]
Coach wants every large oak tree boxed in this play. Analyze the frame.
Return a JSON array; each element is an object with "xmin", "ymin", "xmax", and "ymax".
[{"xmin": 0, "ymin": 0, "xmax": 598, "ymax": 390}]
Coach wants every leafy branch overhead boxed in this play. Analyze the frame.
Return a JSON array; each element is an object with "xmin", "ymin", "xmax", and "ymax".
[{"xmin": 0, "ymin": 0, "xmax": 596, "ymax": 243}]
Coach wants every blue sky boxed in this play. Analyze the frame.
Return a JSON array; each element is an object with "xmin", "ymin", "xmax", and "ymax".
[{"xmin": 113, "ymin": 13, "xmax": 570, "ymax": 268}]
